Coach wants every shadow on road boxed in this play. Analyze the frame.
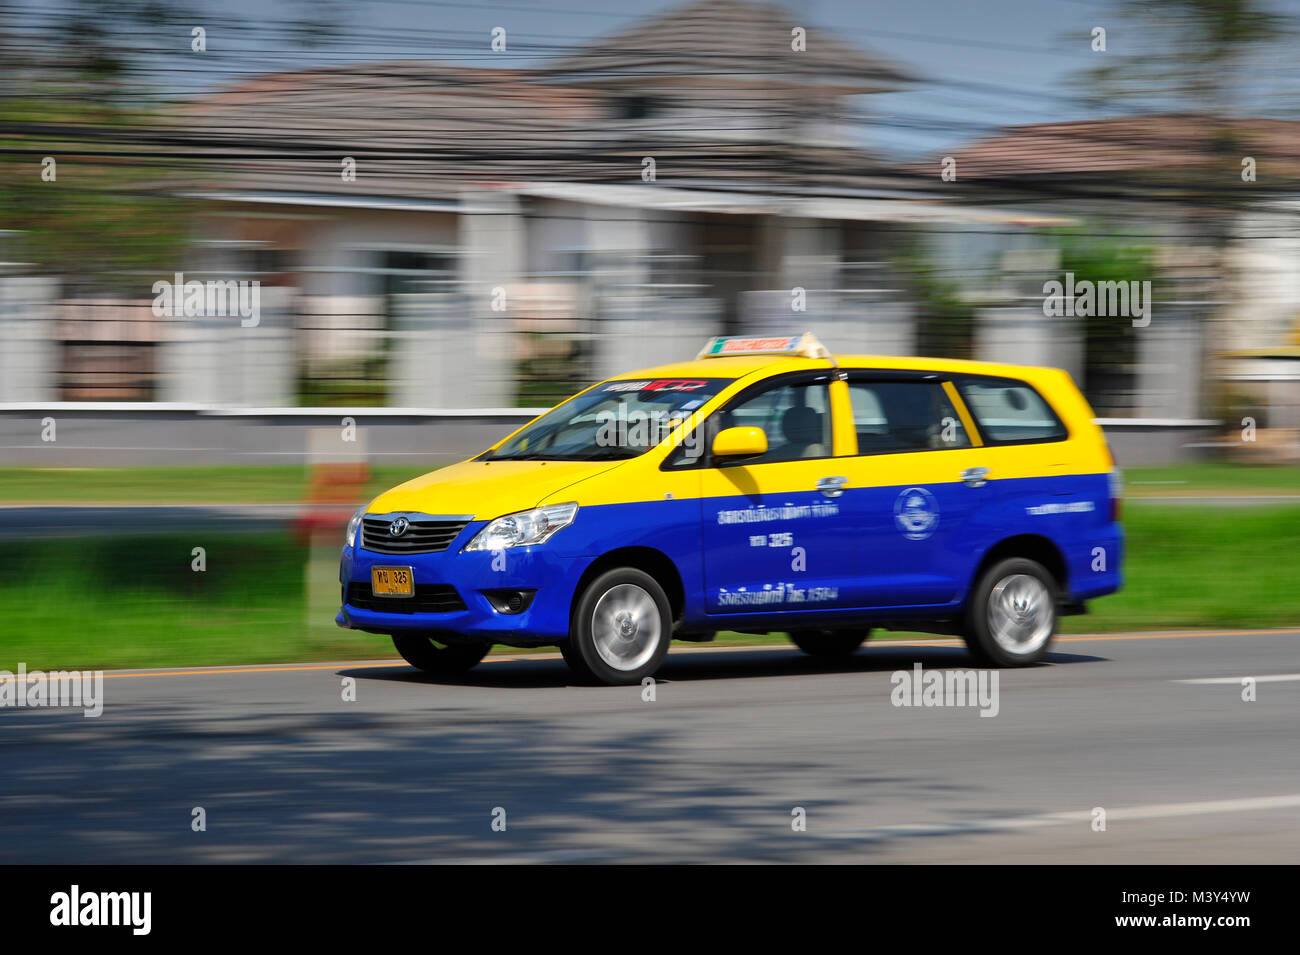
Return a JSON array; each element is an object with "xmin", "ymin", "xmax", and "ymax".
[
  {"xmin": 0, "ymin": 642, "xmax": 1109, "ymax": 865},
  {"xmin": 342, "ymin": 643, "xmax": 1108, "ymax": 689}
]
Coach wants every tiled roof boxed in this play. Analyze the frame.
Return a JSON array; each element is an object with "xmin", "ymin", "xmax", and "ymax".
[
  {"xmin": 935, "ymin": 116, "xmax": 1300, "ymax": 179},
  {"xmin": 539, "ymin": 0, "xmax": 914, "ymax": 90},
  {"xmin": 168, "ymin": 1, "xmax": 919, "ymax": 202}
]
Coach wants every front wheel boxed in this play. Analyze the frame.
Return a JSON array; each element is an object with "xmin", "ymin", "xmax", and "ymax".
[
  {"xmin": 788, "ymin": 629, "xmax": 870, "ymax": 658},
  {"xmin": 392, "ymin": 633, "xmax": 491, "ymax": 674},
  {"xmin": 566, "ymin": 568, "xmax": 672, "ymax": 685},
  {"xmin": 962, "ymin": 557, "xmax": 1058, "ymax": 666}
]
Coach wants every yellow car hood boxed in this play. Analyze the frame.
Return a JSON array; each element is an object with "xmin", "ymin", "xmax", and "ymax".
[{"xmin": 367, "ymin": 458, "xmax": 623, "ymax": 520}]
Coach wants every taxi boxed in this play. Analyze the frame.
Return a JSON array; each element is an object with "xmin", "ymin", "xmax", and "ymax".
[{"xmin": 337, "ymin": 333, "xmax": 1124, "ymax": 684}]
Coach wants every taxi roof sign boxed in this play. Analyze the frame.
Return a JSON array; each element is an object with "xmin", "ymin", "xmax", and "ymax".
[{"xmin": 696, "ymin": 332, "xmax": 830, "ymax": 360}]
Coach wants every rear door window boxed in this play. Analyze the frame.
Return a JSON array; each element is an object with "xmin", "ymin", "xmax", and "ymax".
[{"xmin": 845, "ymin": 379, "xmax": 972, "ymax": 454}]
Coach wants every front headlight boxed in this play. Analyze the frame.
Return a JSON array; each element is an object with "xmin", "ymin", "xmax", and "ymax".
[
  {"xmin": 345, "ymin": 508, "xmax": 365, "ymax": 548},
  {"xmin": 464, "ymin": 502, "xmax": 578, "ymax": 552}
]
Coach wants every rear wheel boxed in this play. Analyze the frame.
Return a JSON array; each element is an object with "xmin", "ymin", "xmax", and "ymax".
[
  {"xmin": 392, "ymin": 633, "xmax": 491, "ymax": 674},
  {"xmin": 566, "ymin": 568, "xmax": 672, "ymax": 685},
  {"xmin": 788, "ymin": 629, "xmax": 870, "ymax": 658},
  {"xmin": 962, "ymin": 557, "xmax": 1057, "ymax": 666},
  {"xmin": 559, "ymin": 638, "xmax": 592, "ymax": 681}
]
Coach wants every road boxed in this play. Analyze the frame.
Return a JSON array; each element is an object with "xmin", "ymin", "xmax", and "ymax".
[
  {"xmin": 3, "ymin": 492, "xmax": 1297, "ymax": 541},
  {"xmin": 0, "ymin": 505, "xmax": 296, "ymax": 539},
  {"xmin": 2, "ymin": 630, "xmax": 1297, "ymax": 863}
]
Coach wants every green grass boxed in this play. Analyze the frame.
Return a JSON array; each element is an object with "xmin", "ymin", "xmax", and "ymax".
[
  {"xmin": 0, "ymin": 461, "xmax": 1297, "ymax": 506},
  {"xmin": 2, "ymin": 503, "xmax": 1298, "ymax": 672},
  {"xmin": 0, "ymin": 464, "xmax": 432, "ymax": 505},
  {"xmin": 1059, "ymin": 502, "xmax": 1300, "ymax": 632},
  {"xmin": 1, "ymin": 531, "xmax": 389, "ymax": 670},
  {"xmin": 1124, "ymin": 462, "xmax": 1300, "ymax": 496}
]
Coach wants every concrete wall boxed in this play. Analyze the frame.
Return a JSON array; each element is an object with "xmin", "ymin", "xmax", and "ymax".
[
  {"xmin": 157, "ymin": 286, "xmax": 296, "ymax": 406},
  {"xmin": 0, "ymin": 407, "xmax": 1220, "ymax": 467},
  {"xmin": 0, "ymin": 277, "xmax": 58, "ymax": 403},
  {"xmin": 737, "ymin": 290, "xmax": 916, "ymax": 356},
  {"xmin": 0, "ymin": 408, "xmax": 543, "ymax": 468},
  {"xmin": 975, "ymin": 305, "xmax": 1084, "ymax": 384},
  {"xmin": 1098, "ymin": 420, "xmax": 1221, "ymax": 466}
]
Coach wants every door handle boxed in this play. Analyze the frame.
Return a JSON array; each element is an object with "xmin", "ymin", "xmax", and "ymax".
[
  {"xmin": 961, "ymin": 466, "xmax": 990, "ymax": 488},
  {"xmin": 816, "ymin": 476, "xmax": 847, "ymax": 498}
]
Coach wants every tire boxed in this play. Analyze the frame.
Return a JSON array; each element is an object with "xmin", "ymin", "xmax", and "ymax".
[
  {"xmin": 962, "ymin": 557, "xmax": 1058, "ymax": 667},
  {"xmin": 392, "ymin": 633, "xmax": 491, "ymax": 674},
  {"xmin": 788, "ymin": 629, "xmax": 870, "ymax": 658},
  {"xmin": 567, "ymin": 568, "xmax": 672, "ymax": 685},
  {"xmin": 559, "ymin": 638, "xmax": 593, "ymax": 681}
]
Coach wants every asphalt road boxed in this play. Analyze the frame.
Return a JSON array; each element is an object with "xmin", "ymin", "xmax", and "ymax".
[
  {"xmin": 0, "ymin": 505, "xmax": 296, "ymax": 539},
  {"xmin": 3, "ymin": 496, "xmax": 1297, "ymax": 540},
  {"xmin": 2, "ymin": 630, "xmax": 1297, "ymax": 864}
]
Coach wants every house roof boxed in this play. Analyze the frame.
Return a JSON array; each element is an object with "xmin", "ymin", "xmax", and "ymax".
[
  {"xmin": 172, "ymin": 60, "xmax": 607, "ymax": 199},
  {"xmin": 167, "ymin": 2, "xmax": 921, "ymax": 204},
  {"xmin": 539, "ymin": 0, "xmax": 914, "ymax": 91},
  {"xmin": 936, "ymin": 116, "xmax": 1300, "ymax": 180}
]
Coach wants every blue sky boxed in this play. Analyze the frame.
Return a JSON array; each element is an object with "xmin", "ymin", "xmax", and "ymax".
[
  {"xmin": 202, "ymin": 0, "xmax": 1127, "ymax": 156},
  {"xmin": 18, "ymin": 0, "xmax": 1300, "ymax": 157}
]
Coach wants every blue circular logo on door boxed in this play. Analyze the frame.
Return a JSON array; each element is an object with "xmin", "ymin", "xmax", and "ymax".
[{"xmin": 894, "ymin": 487, "xmax": 939, "ymax": 541}]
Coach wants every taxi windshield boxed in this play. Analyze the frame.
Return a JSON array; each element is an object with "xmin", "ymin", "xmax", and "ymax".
[{"xmin": 486, "ymin": 377, "xmax": 733, "ymax": 461}]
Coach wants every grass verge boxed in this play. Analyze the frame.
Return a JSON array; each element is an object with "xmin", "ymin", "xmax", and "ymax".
[
  {"xmin": 1, "ymin": 461, "xmax": 1298, "ymax": 505},
  {"xmin": 2, "ymin": 503, "xmax": 1297, "ymax": 671}
]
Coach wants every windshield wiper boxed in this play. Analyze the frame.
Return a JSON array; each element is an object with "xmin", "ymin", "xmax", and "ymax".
[
  {"xmin": 565, "ymin": 449, "xmax": 641, "ymax": 460},
  {"xmin": 489, "ymin": 449, "xmax": 638, "ymax": 462}
]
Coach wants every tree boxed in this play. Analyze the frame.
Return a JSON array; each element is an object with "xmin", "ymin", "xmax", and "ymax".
[
  {"xmin": 0, "ymin": 1, "xmax": 340, "ymax": 288},
  {"xmin": 1076, "ymin": 1, "xmax": 1297, "ymax": 417}
]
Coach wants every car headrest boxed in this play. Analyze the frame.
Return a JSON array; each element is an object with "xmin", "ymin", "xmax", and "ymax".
[{"xmin": 781, "ymin": 405, "xmax": 823, "ymax": 446}]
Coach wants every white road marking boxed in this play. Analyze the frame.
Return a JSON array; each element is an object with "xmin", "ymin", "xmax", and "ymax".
[
  {"xmin": 1176, "ymin": 673, "xmax": 1300, "ymax": 684},
  {"xmin": 388, "ymin": 794, "xmax": 1300, "ymax": 861},
  {"xmin": 825, "ymin": 793, "xmax": 1300, "ymax": 841}
]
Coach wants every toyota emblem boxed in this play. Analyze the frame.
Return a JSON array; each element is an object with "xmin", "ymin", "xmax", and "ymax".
[{"xmin": 388, "ymin": 516, "xmax": 410, "ymax": 537}]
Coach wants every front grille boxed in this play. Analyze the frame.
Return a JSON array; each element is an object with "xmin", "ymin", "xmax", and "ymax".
[
  {"xmin": 360, "ymin": 516, "xmax": 470, "ymax": 554},
  {"xmin": 345, "ymin": 582, "xmax": 467, "ymax": 614}
]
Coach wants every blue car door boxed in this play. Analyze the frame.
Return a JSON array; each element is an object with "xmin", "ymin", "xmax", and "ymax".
[
  {"xmin": 834, "ymin": 375, "xmax": 994, "ymax": 608},
  {"xmin": 696, "ymin": 373, "xmax": 857, "ymax": 618}
]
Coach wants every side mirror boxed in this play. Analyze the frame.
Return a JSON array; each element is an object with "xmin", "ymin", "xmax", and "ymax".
[{"xmin": 712, "ymin": 426, "xmax": 768, "ymax": 461}]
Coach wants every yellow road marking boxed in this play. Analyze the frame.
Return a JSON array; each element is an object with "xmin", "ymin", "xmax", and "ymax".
[
  {"xmin": 97, "ymin": 659, "xmax": 517, "ymax": 679},
  {"xmin": 1056, "ymin": 628, "xmax": 1300, "ymax": 643},
  {"xmin": 78, "ymin": 628, "xmax": 1300, "ymax": 681}
]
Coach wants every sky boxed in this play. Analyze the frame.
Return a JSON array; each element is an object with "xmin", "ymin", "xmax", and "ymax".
[
  {"xmin": 13, "ymin": 0, "xmax": 1300, "ymax": 158},
  {"xmin": 200, "ymin": 0, "xmax": 1130, "ymax": 156}
]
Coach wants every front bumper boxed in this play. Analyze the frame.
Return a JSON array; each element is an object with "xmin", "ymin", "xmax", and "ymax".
[{"xmin": 336, "ymin": 530, "xmax": 588, "ymax": 643}]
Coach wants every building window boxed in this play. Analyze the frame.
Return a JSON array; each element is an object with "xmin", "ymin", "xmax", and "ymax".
[{"xmin": 614, "ymin": 95, "xmax": 658, "ymax": 121}]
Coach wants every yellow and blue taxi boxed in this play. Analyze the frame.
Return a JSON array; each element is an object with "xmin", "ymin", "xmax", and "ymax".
[{"xmin": 337, "ymin": 333, "xmax": 1123, "ymax": 684}]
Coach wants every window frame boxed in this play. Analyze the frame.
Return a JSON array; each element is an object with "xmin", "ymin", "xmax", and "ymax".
[
  {"xmin": 659, "ymin": 369, "xmax": 841, "ymax": 471},
  {"xmin": 949, "ymin": 373, "xmax": 1071, "ymax": 447},
  {"xmin": 841, "ymin": 370, "xmax": 976, "ymax": 457}
]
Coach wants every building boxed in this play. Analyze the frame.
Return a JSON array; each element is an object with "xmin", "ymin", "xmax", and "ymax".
[{"xmin": 5, "ymin": 0, "xmax": 1300, "ymax": 464}]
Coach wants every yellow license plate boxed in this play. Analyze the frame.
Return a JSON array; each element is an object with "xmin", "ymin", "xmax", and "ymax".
[{"xmin": 371, "ymin": 566, "xmax": 414, "ymax": 597}]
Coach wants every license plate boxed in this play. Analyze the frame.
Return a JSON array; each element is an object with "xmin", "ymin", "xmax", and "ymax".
[{"xmin": 371, "ymin": 566, "xmax": 414, "ymax": 597}]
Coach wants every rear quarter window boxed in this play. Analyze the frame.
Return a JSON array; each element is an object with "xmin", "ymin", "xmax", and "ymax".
[{"xmin": 956, "ymin": 378, "xmax": 1068, "ymax": 444}]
